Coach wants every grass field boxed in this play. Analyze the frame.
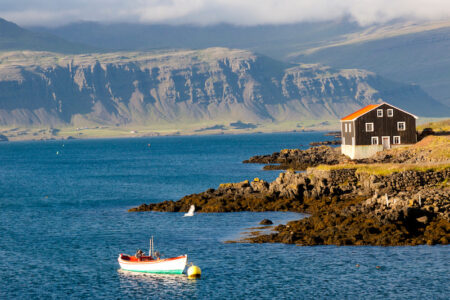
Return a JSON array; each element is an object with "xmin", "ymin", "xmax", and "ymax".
[
  {"xmin": 417, "ymin": 119, "xmax": 450, "ymax": 132},
  {"xmin": 0, "ymin": 119, "xmax": 340, "ymax": 141},
  {"xmin": 314, "ymin": 162, "xmax": 450, "ymax": 176},
  {"xmin": 314, "ymin": 134, "xmax": 450, "ymax": 176}
]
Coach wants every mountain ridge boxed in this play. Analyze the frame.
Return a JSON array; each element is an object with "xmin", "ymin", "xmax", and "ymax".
[
  {"xmin": 0, "ymin": 48, "xmax": 448, "ymax": 128},
  {"xmin": 0, "ymin": 17, "xmax": 94, "ymax": 53},
  {"xmin": 29, "ymin": 18, "xmax": 450, "ymax": 106}
]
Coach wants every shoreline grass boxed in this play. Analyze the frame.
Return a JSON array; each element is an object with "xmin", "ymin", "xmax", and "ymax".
[
  {"xmin": 314, "ymin": 162, "xmax": 450, "ymax": 176},
  {"xmin": 417, "ymin": 118, "xmax": 450, "ymax": 132}
]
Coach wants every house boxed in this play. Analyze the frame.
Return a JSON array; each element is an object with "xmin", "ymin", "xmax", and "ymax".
[{"xmin": 340, "ymin": 102, "xmax": 418, "ymax": 159}]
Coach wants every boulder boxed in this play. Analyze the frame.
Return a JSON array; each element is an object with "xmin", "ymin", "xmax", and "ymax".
[{"xmin": 259, "ymin": 219, "xmax": 273, "ymax": 225}]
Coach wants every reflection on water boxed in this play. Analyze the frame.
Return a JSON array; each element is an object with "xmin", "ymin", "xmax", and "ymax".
[
  {"xmin": 118, "ymin": 269, "xmax": 199, "ymax": 298},
  {"xmin": 118, "ymin": 269, "xmax": 189, "ymax": 282}
]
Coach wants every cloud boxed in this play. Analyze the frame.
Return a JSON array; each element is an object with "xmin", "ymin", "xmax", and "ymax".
[{"xmin": 2, "ymin": 0, "xmax": 450, "ymax": 27}]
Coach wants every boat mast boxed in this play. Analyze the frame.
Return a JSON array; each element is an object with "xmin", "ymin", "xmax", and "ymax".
[{"xmin": 150, "ymin": 236, "xmax": 153, "ymax": 257}]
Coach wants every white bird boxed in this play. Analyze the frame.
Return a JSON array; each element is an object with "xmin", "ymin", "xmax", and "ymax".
[{"xmin": 184, "ymin": 205, "xmax": 195, "ymax": 217}]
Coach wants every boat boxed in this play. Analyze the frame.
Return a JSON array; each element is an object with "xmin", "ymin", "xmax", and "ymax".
[
  {"xmin": 118, "ymin": 254, "xmax": 187, "ymax": 274},
  {"xmin": 118, "ymin": 237, "xmax": 187, "ymax": 274}
]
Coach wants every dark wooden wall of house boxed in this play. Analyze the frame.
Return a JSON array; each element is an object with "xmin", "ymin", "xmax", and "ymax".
[{"xmin": 354, "ymin": 103, "xmax": 416, "ymax": 145}]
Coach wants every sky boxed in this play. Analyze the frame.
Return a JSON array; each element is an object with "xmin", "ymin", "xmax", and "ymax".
[{"xmin": 1, "ymin": 0, "xmax": 450, "ymax": 27}]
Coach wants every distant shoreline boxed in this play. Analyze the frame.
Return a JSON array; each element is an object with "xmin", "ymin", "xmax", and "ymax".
[
  {"xmin": 0, "ymin": 125, "xmax": 338, "ymax": 143},
  {"xmin": 0, "ymin": 117, "xmax": 444, "ymax": 142}
]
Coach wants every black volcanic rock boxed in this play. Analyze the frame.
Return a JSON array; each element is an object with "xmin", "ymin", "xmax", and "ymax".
[
  {"xmin": 259, "ymin": 219, "xmax": 273, "ymax": 225},
  {"xmin": 129, "ymin": 166, "xmax": 450, "ymax": 246},
  {"xmin": 243, "ymin": 146, "xmax": 346, "ymax": 170},
  {"xmin": 309, "ymin": 140, "xmax": 341, "ymax": 146}
]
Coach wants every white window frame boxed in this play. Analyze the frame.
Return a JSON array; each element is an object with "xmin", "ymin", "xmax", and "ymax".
[
  {"xmin": 387, "ymin": 109, "xmax": 393, "ymax": 117},
  {"xmin": 377, "ymin": 109, "xmax": 383, "ymax": 117},
  {"xmin": 397, "ymin": 122, "xmax": 406, "ymax": 131},
  {"xmin": 349, "ymin": 123, "xmax": 352, "ymax": 132},
  {"xmin": 344, "ymin": 123, "xmax": 348, "ymax": 132},
  {"xmin": 393, "ymin": 136, "xmax": 401, "ymax": 144},
  {"xmin": 365, "ymin": 122, "xmax": 374, "ymax": 132},
  {"xmin": 371, "ymin": 136, "xmax": 379, "ymax": 145}
]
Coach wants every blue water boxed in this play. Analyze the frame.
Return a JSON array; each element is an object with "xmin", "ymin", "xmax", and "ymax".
[{"xmin": 0, "ymin": 133, "xmax": 448, "ymax": 299}]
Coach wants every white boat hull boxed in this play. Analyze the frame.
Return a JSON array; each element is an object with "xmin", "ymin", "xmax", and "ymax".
[{"xmin": 118, "ymin": 255, "xmax": 187, "ymax": 274}]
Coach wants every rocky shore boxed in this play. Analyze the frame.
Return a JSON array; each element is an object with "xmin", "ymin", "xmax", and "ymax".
[
  {"xmin": 130, "ymin": 164, "xmax": 449, "ymax": 246},
  {"xmin": 309, "ymin": 140, "xmax": 341, "ymax": 146},
  {"xmin": 243, "ymin": 146, "xmax": 346, "ymax": 170},
  {"xmin": 130, "ymin": 134, "xmax": 450, "ymax": 246},
  {"xmin": 248, "ymin": 167, "xmax": 449, "ymax": 246}
]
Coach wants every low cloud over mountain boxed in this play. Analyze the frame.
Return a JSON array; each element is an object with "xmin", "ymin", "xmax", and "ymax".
[{"xmin": 3, "ymin": 0, "xmax": 450, "ymax": 27}]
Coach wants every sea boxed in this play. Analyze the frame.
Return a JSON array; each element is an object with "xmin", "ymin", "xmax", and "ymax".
[{"xmin": 0, "ymin": 132, "xmax": 448, "ymax": 299}]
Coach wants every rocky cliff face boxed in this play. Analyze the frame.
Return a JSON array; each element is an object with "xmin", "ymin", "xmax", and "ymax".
[{"xmin": 0, "ymin": 48, "xmax": 446, "ymax": 127}]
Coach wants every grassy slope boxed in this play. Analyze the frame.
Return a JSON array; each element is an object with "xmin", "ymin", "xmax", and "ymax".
[
  {"xmin": 293, "ymin": 21, "xmax": 450, "ymax": 106},
  {"xmin": 315, "ymin": 134, "xmax": 450, "ymax": 176},
  {"xmin": 315, "ymin": 162, "xmax": 450, "ymax": 176},
  {"xmin": 417, "ymin": 119, "xmax": 450, "ymax": 132}
]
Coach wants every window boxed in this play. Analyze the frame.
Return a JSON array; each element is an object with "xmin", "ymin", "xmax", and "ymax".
[
  {"xmin": 365, "ymin": 123, "xmax": 374, "ymax": 132},
  {"xmin": 397, "ymin": 122, "xmax": 406, "ymax": 131},
  {"xmin": 349, "ymin": 123, "xmax": 352, "ymax": 132},
  {"xmin": 393, "ymin": 136, "xmax": 401, "ymax": 144},
  {"xmin": 377, "ymin": 109, "xmax": 383, "ymax": 117},
  {"xmin": 371, "ymin": 136, "xmax": 379, "ymax": 145},
  {"xmin": 344, "ymin": 123, "xmax": 348, "ymax": 132},
  {"xmin": 387, "ymin": 109, "xmax": 393, "ymax": 117}
]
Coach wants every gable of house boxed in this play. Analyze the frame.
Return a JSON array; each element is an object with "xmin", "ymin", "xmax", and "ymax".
[
  {"xmin": 353, "ymin": 103, "xmax": 417, "ymax": 145},
  {"xmin": 340, "ymin": 102, "xmax": 418, "ymax": 159}
]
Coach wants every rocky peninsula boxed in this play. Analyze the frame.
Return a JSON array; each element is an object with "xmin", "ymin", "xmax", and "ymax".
[
  {"xmin": 242, "ymin": 145, "xmax": 346, "ymax": 170},
  {"xmin": 130, "ymin": 134, "xmax": 450, "ymax": 246}
]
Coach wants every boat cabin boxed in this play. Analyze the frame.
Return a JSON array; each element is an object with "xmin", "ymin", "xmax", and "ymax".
[
  {"xmin": 340, "ymin": 102, "xmax": 418, "ymax": 159},
  {"xmin": 120, "ymin": 254, "xmax": 155, "ymax": 262}
]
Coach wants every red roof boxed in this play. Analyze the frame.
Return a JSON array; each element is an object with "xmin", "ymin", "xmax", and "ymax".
[{"xmin": 341, "ymin": 104, "xmax": 382, "ymax": 121}]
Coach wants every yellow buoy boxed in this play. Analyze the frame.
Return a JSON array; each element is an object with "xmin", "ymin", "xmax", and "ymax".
[{"xmin": 187, "ymin": 265, "xmax": 201, "ymax": 279}]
